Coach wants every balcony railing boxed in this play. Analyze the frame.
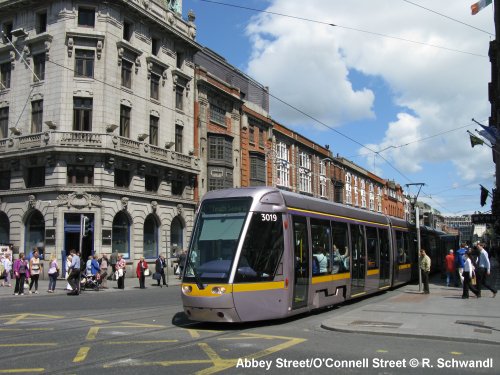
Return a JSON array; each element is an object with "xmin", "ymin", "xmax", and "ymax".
[{"xmin": 1, "ymin": 131, "xmax": 199, "ymax": 171}]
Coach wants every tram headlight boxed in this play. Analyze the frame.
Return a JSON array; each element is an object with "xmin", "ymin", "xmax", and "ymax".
[
  {"xmin": 211, "ymin": 286, "xmax": 226, "ymax": 295},
  {"xmin": 182, "ymin": 285, "xmax": 192, "ymax": 294}
]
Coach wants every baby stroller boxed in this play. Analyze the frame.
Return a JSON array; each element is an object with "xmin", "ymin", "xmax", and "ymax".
[{"xmin": 80, "ymin": 272, "xmax": 101, "ymax": 291}]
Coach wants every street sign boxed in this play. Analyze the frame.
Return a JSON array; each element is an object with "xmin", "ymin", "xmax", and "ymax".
[{"xmin": 471, "ymin": 214, "xmax": 500, "ymax": 224}]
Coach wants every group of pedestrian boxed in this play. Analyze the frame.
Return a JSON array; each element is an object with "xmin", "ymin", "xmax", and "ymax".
[{"xmin": 420, "ymin": 242, "xmax": 497, "ymax": 299}]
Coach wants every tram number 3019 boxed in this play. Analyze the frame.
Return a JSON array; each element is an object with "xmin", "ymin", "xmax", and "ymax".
[{"xmin": 261, "ymin": 213, "xmax": 278, "ymax": 222}]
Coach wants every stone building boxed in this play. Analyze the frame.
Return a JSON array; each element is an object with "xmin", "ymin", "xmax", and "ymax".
[{"xmin": 0, "ymin": 0, "xmax": 200, "ymax": 269}]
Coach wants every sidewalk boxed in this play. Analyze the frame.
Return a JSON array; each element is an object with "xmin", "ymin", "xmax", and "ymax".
[
  {"xmin": 0, "ymin": 274, "xmax": 182, "ymax": 298},
  {"xmin": 322, "ymin": 265, "xmax": 500, "ymax": 345}
]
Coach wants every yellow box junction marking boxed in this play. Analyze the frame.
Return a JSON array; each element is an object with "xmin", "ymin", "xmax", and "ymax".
[
  {"xmin": 187, "ymin": 329, "xmax": 223, "ymax": 339},
  {"xmin": 73, "ymin": 347, "xmax": 90, "ymax": 363},
  {"xmin": 106, "ymin": 340, "xmax": 178, "ymax": 345},
  {"xmin": 0, "ymin": 343, "xmax": 57, "ymax": 347},
  {"xmin": 0, "ymin": 369, "xmax": 45, "ymax": 373},
  {"xmin": 0, "ymin": 313, "xmax": 63, "ymax": 325},
  {"xmin": 103, "ymin": 332, "xmax": 307, "ymax": 375}
]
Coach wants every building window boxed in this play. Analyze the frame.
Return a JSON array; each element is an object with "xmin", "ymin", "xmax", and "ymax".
[
  {"xmin": 210, "ymin": 104, "xmax": 225, "ymax": 125},
  {"xmin": 208, "ymin": 135, "xmax": 232, "ymax": 161},
  {"xmin": 298, "ymin": 151, "xmax": 311, "ymax": 193},
  {"xmin": 120, "ymin": 105, "xmax": 130, "ymax": 138},
  {"xmin": 75, "ymin": 49, "xmax": 94, "ymax": 78},
  {"xmin": 78, "ymin": 7, "xmax": 95, "ymax": 27},
  {"xmin": 121, "ymin": 59, "xmax": 133, "ymax": 88},
  {"xmin": 73, "ymin": 98, "xmax": 92, "ymax": 131},
  {"xmin": 112, "ymin": 211, "xmax": 130, "ymax": 259},
  {"xmin": 31, "ymin": 100, "xmax": 43, "ymax": 133},
  {"xmin": 145, "ymin": 175, "xmax": 159, "ymax": 192},
  {"xmin": 250, "ymin": 153, "xmax": 265, "ymax": 186},
  {"xmin": 0, "ymin": 106, "xmax": 8, "ymax": 139},
  {"xmin": 345, "ymin": 173, "xmax": 352, "ymax": 204},
  {"xmin": 172, "ymin": 179, "xmax": 185, "ymax": 196},
  {"xmin": 258, "ymin": 127, "xmax": 264, "ymax": 148},
  {"xmin": 143, "ymin": 214, "xmax": 158, "ymax": 259},
  {"xmin": 149, "ymin": 116, "xmax": 158, "ymax": 146},
  {"xmin": 175, "ymin": 85, "xmax": 183, "ymax": 110},
  {"xmin": 0, "ymin": 170, "xmax": 10, "ymax": 190},
  {"xmin": 320, "ymin": 161, "xmax": 327, "ymax": 197},
  {"xmin": 150, "ymin": 73, "xmax": 160, "ymax": 100},
  {"xmin": 114, "ymin": 168, "xmax": 130, "ymax": 188},
  {"xmin": 67, "ymin": 165, "xmax": 93, "ymax": 185},
  {"xmin": 0, "ymin": 62, "xmax": 11, "ymax": 90},
  {"xmin": 175, "ymin": 125, "xmax": 183, "ymax": 153},
  {"xmin": 33, "ymin": 53, "xmax": 45, "ymax": 82},
  {"xmin": 123, "ymin": 20, "xmax": 132, "ymax": 41},
  {"xmin": 26, "ymin": 166, "xmax": 45, "ymax": 188},
  {"xmin": 152, "ymin": 37, "xmax": 160, "ymax": 56},
  {"xmin": 249, "ymin": 125, "xmax": 255, "ymax": 145},
  {"xmin": 36, "ymin": 12, "xmax": 47, "ymax": 34},
  {"xmin": 176, "ymin": 51, "xmax": 183, "ymax": 69},
  {"xmin": 276, "ymin": 141, "xmax": 289, "ymax": 187},
  {"xmin": 1, "ymin": 22, "xmax": 13, "ymax": 44}
]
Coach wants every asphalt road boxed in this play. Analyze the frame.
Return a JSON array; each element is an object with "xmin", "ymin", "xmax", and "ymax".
[{"xmin": 1, "ymin": 284, "xmax": 499, "ymax": 375}]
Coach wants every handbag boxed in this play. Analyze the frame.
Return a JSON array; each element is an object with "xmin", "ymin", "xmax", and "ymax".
[
  {"xmin": 152, "ymin": 272, "xmax": 161, "ymax": 280},
  {"xmin": 144, "ymin": 268, "xmax": 150, "ymax": 276}
]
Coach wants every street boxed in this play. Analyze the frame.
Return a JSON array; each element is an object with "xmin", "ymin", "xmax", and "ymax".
[{"xmin": 1, "ymin": 281, "xmax": 499, "ymax": 374}]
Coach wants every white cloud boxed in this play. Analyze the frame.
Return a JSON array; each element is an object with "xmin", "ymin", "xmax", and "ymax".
[{"xmin": 244, "ymin": 0, "xmax": 495, "ymax": 211}]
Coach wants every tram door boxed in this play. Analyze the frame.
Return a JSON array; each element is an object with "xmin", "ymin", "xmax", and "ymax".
[
  {"xmin": 379, "ymin": 228, "xmax": 391, "ymax": 288},
  {"xmin": 350, "ymin": 224, "xmax": 366, "ymax": 295},
  {"xmin": 292, "ymin": 216, "xmax": 309, "ymax": 309}
]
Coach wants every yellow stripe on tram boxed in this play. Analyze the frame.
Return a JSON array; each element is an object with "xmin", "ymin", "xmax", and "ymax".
[
  {"xmin": 183, "ymin": 281, "xmax": 286, "ymax": 296},
  {"xmin": 311, "ymin": 272, "xmax": 350, "ymax": 284},
  {"xmin": 233, "ymin": 281, "xmax": 285, "ymax": 292},
  {"xmin": 367, "ymin": 269, "xmax": 380, "ymax": 276},
  {"xmin": 398, "ymin": 263, "xmax": 411, "ymax": 270}
]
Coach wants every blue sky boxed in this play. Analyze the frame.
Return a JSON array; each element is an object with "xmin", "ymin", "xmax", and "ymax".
[{"xmin": 184, "ymin": 0, "xmax": 495, "ymax": 215}]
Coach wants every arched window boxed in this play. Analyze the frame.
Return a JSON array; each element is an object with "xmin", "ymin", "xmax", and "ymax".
[
  {"xmin": 143, "ymin": 214, "xmax": 159, "ymax": 259},
  {"xmin": 0, "ymin": 212, "xmax": 9, "ymax": 244},
  {"xmin": 170, "ymin": 216, "xmax": 184, "ymax": 256},
  {"xmin": 25, "ymin": 210, "xmax": 45, "ymax": 255},
  {"xmin": 112, "ymin": 211, "xmax": 130, "ymax": 259}
]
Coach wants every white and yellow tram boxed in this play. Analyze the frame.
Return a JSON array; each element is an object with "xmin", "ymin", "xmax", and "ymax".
[{"xmin": 181, "ymin": 187, "xmax": 455, "ymax": 322}]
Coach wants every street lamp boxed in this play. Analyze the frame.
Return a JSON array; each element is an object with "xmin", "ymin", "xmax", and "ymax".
[{"xmin": 405, "ymin": 183, "xmax": 425, "ymax": 292}]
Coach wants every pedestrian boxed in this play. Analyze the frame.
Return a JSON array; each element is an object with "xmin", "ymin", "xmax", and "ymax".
[
  {"xmin": 136, "ymin": 257, "xmax": 148, "ymax": 289},
  {"xmin": 178, "ymin": 250, "xmax": 187, "ymax": 279},
  {"xmin": 13, "ymin": 253, "xmax": 29, "ymax": 295},
  {"xmin": 109, "ymin": 250, "xmax": 118, "ymax": 279},
  {"xmin": 99, "ymin": 254, "xmax": 109, "ymax": 289},
  {"xmin": 1, "ymin": 253, "xmax": 12, "ymax": 287},
  {"xmin": 444, "ymin": 249, "xmax": 456, "ymax": 287},
  {"xmin": 47, "ymin": 254, "xmax": 59, "ymax": 293},
  {"xmin": 419, "ymin": 249, "xmax": 431, "ymax": 294},
  {"xmin": 462, "ymin": 251, "xmax": 480, "ymax": 299},
  {"xmin": 67, "ymin": 249, "xmax": 81, "ymax": 295},
  {"xmin": 65, "ymin": 254, "xmax": 73, "ymax": 290},
  {"xmin": 475, "ymin": 243, "xmax": 497, "ymax": 298},
  {"xmin": 115, "ymin": 254, "xmax": 126, "ymax": 289},
  {"xmin": 28, "ymin": 250, "xmax": 41, "ymax": 294},
  {"xmin": 455, "ymin": 244, "xmax": 467, "ymax": 285},
  {"xmin": 155, "ymin": 254, "xmax": 167, "ymax": 287}
]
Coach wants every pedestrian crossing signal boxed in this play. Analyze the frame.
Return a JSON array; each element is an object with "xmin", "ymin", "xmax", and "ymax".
[{"xmin": 82, "ymin": 216, "xmax": 91, "ymax": 237}]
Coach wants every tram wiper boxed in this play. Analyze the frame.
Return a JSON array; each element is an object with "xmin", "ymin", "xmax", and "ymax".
[{"xmin": 187, "ymin": 255, "xmax": 205, "ymax": 290}]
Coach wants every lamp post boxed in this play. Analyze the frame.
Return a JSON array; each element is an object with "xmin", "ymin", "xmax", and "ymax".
[{"xmin": 406, "ymin": 183, "xmax": 425, "ymax": 292}]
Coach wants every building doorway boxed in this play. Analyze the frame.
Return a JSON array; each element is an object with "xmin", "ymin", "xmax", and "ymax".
[{"xmin": 64, "ymin": 213, "xmax": 94, "ymax": 261}]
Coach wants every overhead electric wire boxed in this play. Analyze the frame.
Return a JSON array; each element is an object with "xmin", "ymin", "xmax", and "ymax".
[
  {"xmin": 196, "ymin": 0, "xmax": 488, "ymax": 58},
  {"xmin": 401, "ymin": 0, "xmax": 494, "ymax": 37}
]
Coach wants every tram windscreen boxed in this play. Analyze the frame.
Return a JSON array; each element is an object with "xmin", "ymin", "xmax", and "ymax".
[{"xmin": 185, "ymin": 198, "xmax": 252, "ymax": 283}]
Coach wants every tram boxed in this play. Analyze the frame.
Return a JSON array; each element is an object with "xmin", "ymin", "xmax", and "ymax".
[{"xmin": 181, "ymin": 187, "xmax": 456, "ymax": 323}]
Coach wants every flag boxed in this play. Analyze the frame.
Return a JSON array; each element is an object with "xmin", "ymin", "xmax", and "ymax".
[
  {"xmin": 477, "ymin": 124, "xmax": 500, "ymax": 145},
  {"xmin": 471, "ymin": 0, "xmax": 492, "ymax": 15},
  {"xmin": 480, "ymin": 185, "xmax": 490, "ymax": 207},
  {"xmin": 469, "ymin": 133, "xmax": 484, "ymax": 147}
]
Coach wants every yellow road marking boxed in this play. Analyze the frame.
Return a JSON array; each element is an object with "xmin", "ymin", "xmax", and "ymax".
[
  {"xmin": 0, "ymin": 328, "xmax": 53, "ymax": 331},
  {"xmin": 106, "ymin": 340, "xmax": 178, "ymax": 344},
  {"xmin": 450, "ymin": 352, "xmax": 463, "ymax": 355},
  {"xmin": 73, "ymin": 347, "xmax": 90, "ymax": 363},
  {"xmin": 77, "ymin": 317, "xmax": 109, "ymax": 324},
  {"xmin": 0, "ymin": 343, "xmax": 57, "ymax": 347},
  {"xmin": 187, "ymin": 329, "xmax": 222, "ymax": 339},
  {"xmin": 86, "ymin": 322, "xmax": 166, "ymax": 340},
  {"xmin": 376, "ymin": 349, "xmax": 388, "ymax": 353},
  {"xmin": 0, "ymin": 369, "xmax": 45, "ymax": 373},
  {"xmin": 86, "ymin": 327, "xmax": 100, "ymax": 340},
  {"xmin": 0, "ymin": 313, "xmax": 63, "ymax": 325},
  {"xmin": 104, "ymin": 333, "xmax": 306, "ymax": 374}
]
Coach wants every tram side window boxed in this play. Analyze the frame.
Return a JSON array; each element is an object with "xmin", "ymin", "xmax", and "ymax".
[
  {"xmin": 311, "ymin": 219, "xmax": 331, "ymax": 276},
  {"xmin": 396, "ymin": 230, "xmax": 409, "ymax": 264},
  {"xmin": 234, "ymin": 212, "xmax": 284, "ymax": 282},
  {"xmin": 365, "ymin": 226, "xmax": 379, "ymax": 270},
  {"xmin": 331, "ymin": 221, "xmax": 349, "ymax": 274}
]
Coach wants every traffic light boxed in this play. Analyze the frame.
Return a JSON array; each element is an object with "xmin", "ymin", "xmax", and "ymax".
[
  {"xmin": 480, "ymin": 185, "xmax": 489, "ymax": 207},
  {"xmin": 82, "ymin": 215, "xmax": 91, "ymax": 237}
]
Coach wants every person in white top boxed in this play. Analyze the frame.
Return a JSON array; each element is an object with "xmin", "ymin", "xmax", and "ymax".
[
  {"xmin": 462, "ymin": 251, "xmax": 480, "ymax": 299},
  {"xmin": 475, "ymin": 243, "xmax": 497, "ymax": 298},
  {"xmin": 1, "ymin": 254, "xmax": 12, "ymax": 287},
  {"xmin": 28, "ymin": 250, "xmax": 41, "ymax": 294}
]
